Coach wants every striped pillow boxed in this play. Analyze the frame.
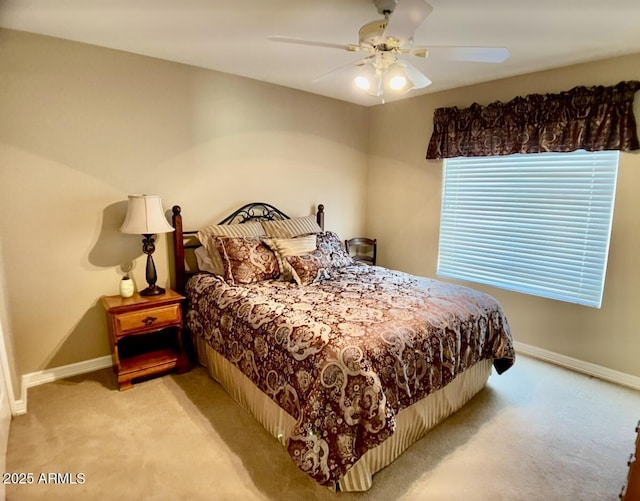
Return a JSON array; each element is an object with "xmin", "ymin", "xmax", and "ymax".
[
  {"xmin": 261, "ymin": 215, "xmax": 322, "ymax": 239},
  {"xmin": 197, "ymin": 222, "xmax": 266, "ymax": 275}
]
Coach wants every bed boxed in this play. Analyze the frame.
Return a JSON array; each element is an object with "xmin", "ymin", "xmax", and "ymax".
[{"xmin": 171, "ymin": 202, "xmax": 515, "ymax": 492}]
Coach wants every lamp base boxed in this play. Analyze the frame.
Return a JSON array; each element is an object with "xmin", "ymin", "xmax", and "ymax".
[{"xmin": 139, "ymin": 285, "xmax": 166, "ymax": 296}]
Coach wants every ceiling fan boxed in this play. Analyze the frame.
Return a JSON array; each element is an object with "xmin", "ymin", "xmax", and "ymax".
[{"xmin": 269, "ymin": 0, "xmax": 510, "ymax": 102}]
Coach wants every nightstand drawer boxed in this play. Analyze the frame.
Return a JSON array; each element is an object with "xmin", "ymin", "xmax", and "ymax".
[{"xmin": 114, "ymin": 304, "xmax": 181, "ymax": 335}]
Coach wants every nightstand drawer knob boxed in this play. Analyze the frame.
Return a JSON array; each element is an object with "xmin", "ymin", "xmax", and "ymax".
[{"xmin": 142, "ymin": 316, "xmax": 157, "ymax": 326}]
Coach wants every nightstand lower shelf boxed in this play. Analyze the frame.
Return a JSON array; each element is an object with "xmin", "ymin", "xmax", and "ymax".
[{"xmin": 117, "ymin": 349, "xmax": 189, "ymax": 390}]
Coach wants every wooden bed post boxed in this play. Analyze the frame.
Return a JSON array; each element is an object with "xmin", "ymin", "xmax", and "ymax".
[
  {"xmin": 172, "ymin": 205, "xmax": 185, "ymax": 293},
  {"xmin": 316, "ymin": 204, "xmax": 325, "ymax": 230}
]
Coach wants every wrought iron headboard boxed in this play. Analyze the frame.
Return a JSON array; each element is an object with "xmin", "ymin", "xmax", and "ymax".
[
  {"xmin": 171, "ymin": 202, "xmax": 325, "ymax": 292},
  {"xmin": 217, "ymin": 202, "xmax": 291, "ymax": 225}
]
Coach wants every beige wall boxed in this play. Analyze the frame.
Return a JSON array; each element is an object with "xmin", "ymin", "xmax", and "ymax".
[
  {"xmin": 367, "ymin": 53, "xmax": 640, "ymax": 378},
  {"xmin": 1, "ymin": 27, "xmax": 639, "ymax": 391},
  {"xmin": 0, "ymin": 29, "xmax": 369, "ymax": 385}
]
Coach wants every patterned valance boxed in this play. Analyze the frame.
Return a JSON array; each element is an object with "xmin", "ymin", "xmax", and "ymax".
[{"xmin": 426, "ymin": 81, "xmax": 640, "ymax": 159}]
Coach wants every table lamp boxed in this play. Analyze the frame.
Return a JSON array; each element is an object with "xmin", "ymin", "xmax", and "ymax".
[{"xmin": 120, "ymin": 194, "xmax": 174, "ymax": 296}]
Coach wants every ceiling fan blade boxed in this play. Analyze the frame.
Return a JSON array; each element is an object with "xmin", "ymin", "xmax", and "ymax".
[
  {"xmin": 383, "ymin": 0, "xmax": 433, "ymax": 45},
  {"xmin": 312, "ymin": 56, "xmax": 375, "ymax": 82},
  {"xmin": 425, "ymin": 46, "xmax": 510, "ymax": 63},
  {"xmin": 268, "ymin": 36, "xmax": 363, "ymax": 53},
  {"xmin": 399, "ymin": 47, "xmax": 428, "ymax": 58}
]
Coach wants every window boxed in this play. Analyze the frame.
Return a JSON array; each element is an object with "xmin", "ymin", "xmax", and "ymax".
[{"xmin": 438, "ymin": 150, "xmax": 619, "ymax": 308}]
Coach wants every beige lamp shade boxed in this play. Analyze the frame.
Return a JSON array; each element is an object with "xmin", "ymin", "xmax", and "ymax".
[{"xmin": 120, "ymin": 195, "xmax": 174, "ymax": 235}]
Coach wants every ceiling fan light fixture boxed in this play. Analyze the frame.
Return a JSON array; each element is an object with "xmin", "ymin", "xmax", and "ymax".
[
  {"xmin": 354, "ymin": 75, "xmax": 372, "ymax": 91},
  {"xmin": 353, "ymin": 64, "xmax": 381, "ymax": 95},
  {"xmin": 353, "ymin": 59, "xmax": 418, "ymax": 99},
  {"xmin": 389, "ymin": 74, "xmax": 407, "ymax": 90},
  {"xmin": 386, "ymin": 62, "xmax": 409, "ymax": 91},
  {"xmin": 402, "ymin": 61, "xmax": 432, "ymax": 90}
]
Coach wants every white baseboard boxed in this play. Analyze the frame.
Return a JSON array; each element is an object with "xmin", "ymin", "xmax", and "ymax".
[
  {"xmin": 13, "ymin": 355, "xmax": 112, "ymax": 415},
  {"xmin": 514, "ymin": 341, "xmax": 640, "ymax": 391},
  {"xmin": 11, "ymin": 344, "xmax": 640, "ymax": 415}
]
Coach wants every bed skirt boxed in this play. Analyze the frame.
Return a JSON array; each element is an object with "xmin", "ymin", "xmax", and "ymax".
[{"xmin": 194, "ymin": 335, "xmax": 492, "ymax": 492}]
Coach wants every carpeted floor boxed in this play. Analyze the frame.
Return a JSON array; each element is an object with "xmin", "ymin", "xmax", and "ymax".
[{"xmin": 5, "ymin": 354, "xmax": 640, "ymax": 500}]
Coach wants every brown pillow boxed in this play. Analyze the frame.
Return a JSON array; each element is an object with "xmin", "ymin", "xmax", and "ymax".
[
  {"xmin": 197, "ymin": 222, "xmax": 266, "ymax": 275},
  {"xmin": 212, "ymin": 236, "xmax": 279, "ymax": 285},
  {"xmin": 285, "ymin": 248, "xmax": 332, "ymax": 286}
]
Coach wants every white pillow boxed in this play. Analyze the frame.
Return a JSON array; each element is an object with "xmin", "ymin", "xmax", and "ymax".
[{"xmin": 194, "ymin": 246, "xmax": 220, "ymax": 275}]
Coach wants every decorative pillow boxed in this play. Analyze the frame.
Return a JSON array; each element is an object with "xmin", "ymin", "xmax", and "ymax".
[
  {"xmin": 194, "ymin": 246, "xmax": 218, "ymax": 274},
  {"xmin": 261, "ymin": 215, "xmax": 323, "ymax": 239},
  {"xmin": 262, "ymin": 235, "xmax": 318, "ymax": 281},
  {"xmin": 285, "ymin": 248, "xmax": 332, "ymax": 286},
  {"xmin": 197, "ymin": 222, "xmax": 266, "ymax": 276},
  {"xmin": 316, "ymin": 231, "xmax": 354, "ymax": 268},
  {"xmin": 212, "ymin": 236, "xmax": 279, "ymax": 285}
]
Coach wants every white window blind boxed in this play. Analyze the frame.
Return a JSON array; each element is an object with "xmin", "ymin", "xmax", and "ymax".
[{"xmin": 438, "ymin": 150, "xmax": 619, "ymax": 308}]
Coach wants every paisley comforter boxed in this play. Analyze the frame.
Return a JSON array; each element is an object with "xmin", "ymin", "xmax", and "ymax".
[{"xmin": 185, "ymin": 264, "xmax": 514, "ymax": 487}]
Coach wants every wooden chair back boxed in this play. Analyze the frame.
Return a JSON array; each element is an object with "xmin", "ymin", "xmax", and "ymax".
[{"xmin": 345, "ymin": 237, "xmax": 377, "ymax": 266}]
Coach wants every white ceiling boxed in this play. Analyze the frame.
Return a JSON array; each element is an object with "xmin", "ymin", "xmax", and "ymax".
[{"xmin": 2, "ymin": 0, "xmax": 640, "ymax": 106}]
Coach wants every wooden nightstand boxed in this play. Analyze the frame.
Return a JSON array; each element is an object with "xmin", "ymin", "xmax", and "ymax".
[
  {"xmin": 101, "ymin": 289, "xmax": 190, "ymax": 390},
  {"xmin": 621, "ymin": 420, "xmax": 640, "ymax": 500}
]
